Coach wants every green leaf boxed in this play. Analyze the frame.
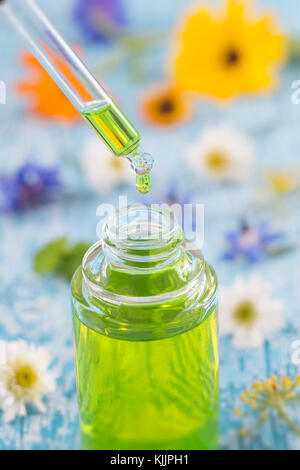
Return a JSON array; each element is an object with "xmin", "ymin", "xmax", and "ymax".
[
  {"xmin": 34, "ymin": 238, "xmax": 68, "ymax": 274},
  {"xmin": 33, "ymin": 238, "xmax": 91, "ymax": 281},
  {"xmin": 56, "ymin": 242, "xmax": 91, "ymax": 281}
]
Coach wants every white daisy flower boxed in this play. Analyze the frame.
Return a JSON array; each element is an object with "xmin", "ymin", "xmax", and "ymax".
[
  {"xmin": 81, "ymin": 138, "xmax": 134, "ymax": 194},
  {"xmin": 186, "ymin": 123, "xmax": 255, "ymax": 182},
  {"xmin": 220, "ymin": 276, "xmax": 284, "ymax": 349},
  {"xmin": 0, "ymin": 340, "xmax": 56, "ymax": 423}
]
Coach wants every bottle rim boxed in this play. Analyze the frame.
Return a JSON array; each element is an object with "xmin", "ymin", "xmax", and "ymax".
[{"xmin": 102, "ymin": 203, "xmax": 183, "ymax": 257}]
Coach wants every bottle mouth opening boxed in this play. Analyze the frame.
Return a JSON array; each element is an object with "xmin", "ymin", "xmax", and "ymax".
[{"xmin": 102, "ymin": 204, "xmax": 183, "ymax": 255}]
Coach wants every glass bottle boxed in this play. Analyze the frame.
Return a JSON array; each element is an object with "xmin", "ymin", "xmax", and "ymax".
[{"xmin": 71, "ymin": 204, "xmax": 219, "ymax": 450}]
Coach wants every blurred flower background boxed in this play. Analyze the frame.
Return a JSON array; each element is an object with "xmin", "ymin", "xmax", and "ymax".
[{"xmin": 1, "ymin": 0, "xmax": 300, "ymax": 450}]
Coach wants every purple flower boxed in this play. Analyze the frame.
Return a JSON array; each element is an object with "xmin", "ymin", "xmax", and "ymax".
[
  {"xmin": 0, "ymin": 163, "xmax": 62, "ymax": 212},
  {"xmin": 223, "ymin": 221, "xmax": 290, "ymax": 262},
  {"xmin": 73, "ymin": 0, "xmax": 126, "ymax": 43}
]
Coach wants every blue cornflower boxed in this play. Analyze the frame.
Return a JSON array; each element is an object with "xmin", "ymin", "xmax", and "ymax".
[
  {"xmin": 223, "ymin": 221, "xmax": 289, "ymax": 262},
  {"xmin": 0, "ymin": 163, "xmax": 62, "ymax": 212},
  {"xmin": 73, "ymin": 0, "xmax": 126, "ymax": 43}
]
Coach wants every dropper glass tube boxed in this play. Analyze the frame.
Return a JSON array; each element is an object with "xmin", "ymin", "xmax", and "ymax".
[{"xmin": 0, "ymin": 0, "xmax": 153, "ymax": 192}]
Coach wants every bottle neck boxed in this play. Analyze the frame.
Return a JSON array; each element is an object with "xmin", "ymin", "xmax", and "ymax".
[
  {"xmin": 101, "ymin": 204, "xmax": 185, "ymax": 269},
  {"xmin": 81, "ymin": 204, "xmax": 208, "ymax": 305}
]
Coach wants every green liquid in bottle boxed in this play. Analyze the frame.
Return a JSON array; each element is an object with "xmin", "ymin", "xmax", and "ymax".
[
  {"xmin": 81, "ymin": 101, "xmax": 153, "ymax": 194},
  {"xmin": 71, "ymin": 206, "xmax": 219, "ymax": 450},
  {"xmin": 72, "ymin": 294, "xmax": 218, "ymax": 450}
]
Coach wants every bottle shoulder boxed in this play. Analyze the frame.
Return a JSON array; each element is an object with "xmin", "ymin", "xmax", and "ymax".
[{"xmin": 71, "ymin": 257, "xmax": 217, "ymax": 341}]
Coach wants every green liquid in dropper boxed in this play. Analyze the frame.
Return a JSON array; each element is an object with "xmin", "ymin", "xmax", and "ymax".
[{"xmin": 81, "ymin": 101, "xmax": 153, "ymax": 194}]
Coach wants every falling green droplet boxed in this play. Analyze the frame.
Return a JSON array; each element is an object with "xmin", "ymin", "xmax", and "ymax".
[{"xmin": 136, "ymin": 174, "xmax": 152, "ymax": 194}]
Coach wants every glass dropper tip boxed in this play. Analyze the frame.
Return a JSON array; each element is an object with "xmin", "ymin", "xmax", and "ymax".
[
  {"xmin": 127, "ymin": 150, "xmax": 154, "ymax": 176},
  {"xmin": 126, "ymin": 148, "xmax": 154, "ymax": 194}
]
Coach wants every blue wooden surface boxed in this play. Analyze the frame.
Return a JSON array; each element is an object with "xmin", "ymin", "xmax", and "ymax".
[{"xmin": 1, "ymin": 0, "xmax": 300, "ymax": 449}]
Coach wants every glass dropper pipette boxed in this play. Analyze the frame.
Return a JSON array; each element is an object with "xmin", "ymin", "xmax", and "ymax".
[{"xmin": 0, "ymin": 0, "xmax": 153, "ymax": 193}]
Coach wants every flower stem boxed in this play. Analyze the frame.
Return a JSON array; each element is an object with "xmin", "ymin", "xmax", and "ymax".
[
  {"xmin": 288, "ymin": 37, "xmax": 300, "ymax": 63},
  {"xmin": 276, "ymin": 405, "xmax": 300, "ymax": 435}
]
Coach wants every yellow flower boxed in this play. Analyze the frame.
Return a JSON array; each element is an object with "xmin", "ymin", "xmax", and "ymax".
[
  {"xmin": 252, "ymin": 381, "xmax": 263, "ymax": 391},
  {"xmin": 281, "ymin": 375, "xmax": 292, "ymax": 389},
  {"xmin": 233, "ymin": 407, "xmax": 243, "ymax": 416},
  {"xmin": 139, "ymin": 83, "xmax": 193, "ymax": 128},
  {"xmin": 266, "ymin": 170, "xmax": 298, "ymax": 194},
  {"xmin": 238, "ymin": 428, "xmax": 249, "ymax": 437},
  {"xmin": 235, "ymin": 375, "xmax": 300, "ymax": 436},
  {"xmin": 172, "ymin": 0, "xmax": 286, "ymax": 99}
]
